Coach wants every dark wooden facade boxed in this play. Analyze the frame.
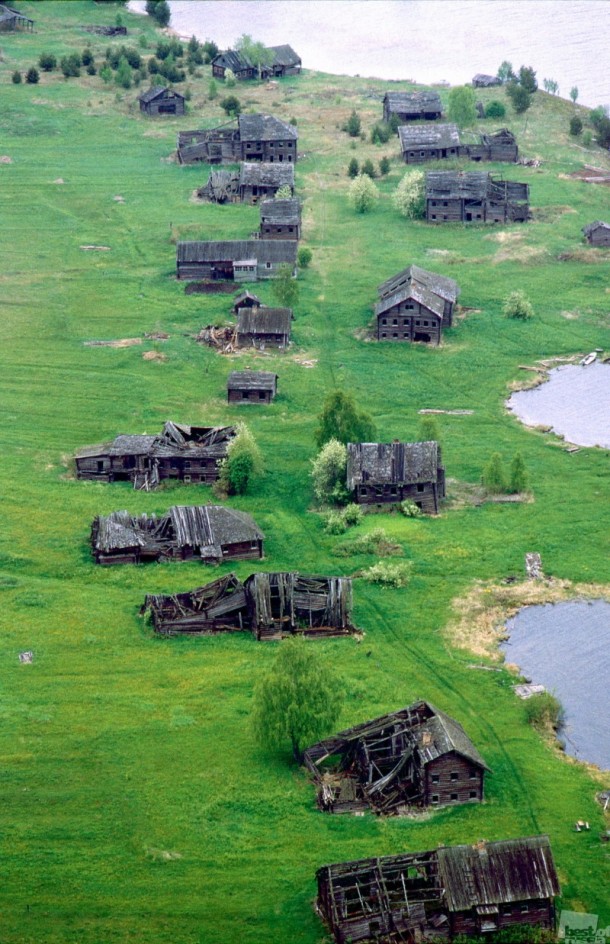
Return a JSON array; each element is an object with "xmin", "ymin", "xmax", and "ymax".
[
  {"xmin": 227, "ymin": 370, "xmax": 278, "ymax": 404},
  {"xmin": 236, "ymin": 307, "xmax": 293, "ymax": 349},
  {"xmin": 260, "ymin": 44, "xmax": 302, "ymax": 79},
  {"xmin": 582, "ymin": 220, "xmax": 610, "ymax": 246},
  {"xmin": 466, "ymin": 128, "xmax": 518, "ymax": 162},
  {"xmin": 75, "ymin": 422, "xmax": 235, "ymax": 490},
  {"xmin": 211, "ymin": 45, "xmax": 301, "ymax": 81},
  {"xmin": 317, "ymin": 836, "xmax": 559, "ymax": 944},
  {"xmin": 176, "ymin": 240, "xmax": 298, "ymax": 281},
  {"xmin": 383, "ymin": 90, "xmax": 442, "ymax": 123},
  {"xmin": 399, "ymin": 123, "xmax": 461, "ymax": 163},
  {"xmin": 376, "ymin": 264, "xmax": 459, "ymax": 345},
  {"xmin": 177, "ymin": 114, "xmax": 298, "ymax": 165},
  {"xmin": 472, "ymin": 73, "xmax": 502, "ymax": 87},
  {"xmin": 91, "ymin": 505, "xmax": 264, "ymax": 566},
  {"xmin": 303, "ymin": 700, "xmax": 488, "ymax": 814},
  {"xmin": 211, "ymin": 49, "xmax": 257, "ymax": 81},
  {"xmin": 347, "ymin": 441, "xmax": 445, "ymax": 513},
  {"xmin": 138, "ymin": 86, "xmax": 185, "ymax": 116},
  {"xmin": 232, "ymin": 290, "xmax": 261, "ymax": 313},
  {"xmin": 426, "ymin": 171, "xmax": 529, "ymax": 223},
  {"xmin": 197, "ymin": 163, "xmax": 295, "ymax": 205},
  {"xmin": 259, "ymin": 198, "xmax": 301, "ymax": 239},
  {"xmin": 0, "ymin": 4, "xmax": 33, "ymax": 30}
]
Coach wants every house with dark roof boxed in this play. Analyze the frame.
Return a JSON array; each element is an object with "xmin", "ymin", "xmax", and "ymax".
[
  {"xmin": 177, "ymin": 114, "xmax": 298, "ymax": 164},
  {"xmin": 383, "ymin": 90, "xmax": 443, "ymax": 123},
  {"xmin": 236, "ymin": 307, "xmax": 293, "ymax": 349},
  {"xmin": 472, "ymin": 73, "xmax": 502, "ymax": 87},
  {"xmin": 211, "ymin": 49, "xmax": 257, "ymax": 81},
  {"xmin": 317, "ymin": 836, "xmax": 560, "ymax": 944},
  {"xmin": 260, "ymin": 45, "xmax": 302, "ymax": 79},
  {"xmin": 138, "ymin": 86, "xmax": 185, "ymax": 116},
  {"xmin": 91, "ymin": 505, "xmax": 264, "ymax": 565},
  {"xmin": 176, "ymin": 239, "xmax": 298, "ymax": 281},
  {"xmin": 0, "ymin": 4, "xmax": 33, "ymax": 30},
  {"xmin": 426, "ymin": 170, "xmax": 529, "ymax": 222},
  {"xmin": 399, "ymin": 122, "xmax": 462, "ymax": 163},
  {"xmin": 259, "ymin": 198, "xmax": 301, "ymax": 239},
  {"xmin": 375, "ymin": 264, "xmax": 460, "ymax": 344},
  {"xmin": 582, "ymin": 220, "xmax": 610, "ymax": 246},
  {"xmin": 75, "ymin": 422, "xmax": 235, "ymax": 490},
  {"xmin": 304, "ymin": 700, "xmax": 489, "ymax": 814},
  {"xmin": 211, "ymin": 45, "xmax": 301, "ymax": 81},
  {"xmin": 347, "ymin": 441, "xmax": 445, "ymax": 513},
  {"xmin": 227, "ymin": 370, "xmax": 278, "ymax": 404}
]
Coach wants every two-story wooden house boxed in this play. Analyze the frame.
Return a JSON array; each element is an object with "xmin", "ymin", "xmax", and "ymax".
[
  {"xmin": 375, "ymin": 264, "xmax": 459, "ymax": 344},
  {"xmin": 425, "ymin": 170, "xmax": 529, "ymax": 223},
  {"xmin": 259, "ymin": 198, "xmax": 301, "ymax": 239},
  {"xmin": 347, "ymin": 440, "xmax": 445, "ymax": 513},
  {"xmin": 177, "ymin": 114, "xmax": 298, "ymax": 165}
]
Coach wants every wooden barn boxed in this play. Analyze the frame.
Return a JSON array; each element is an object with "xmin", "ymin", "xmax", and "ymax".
[
  {"xmin": 236, "ymin": 307, "xmax": 293, "ymax": 349},
  {"xmin": 211, "ymin": 49, "xmax": 257, "ymax": 81},
  {"xmin": 259, "ymin": 198, "xmax": 301, "ymax": 239},
  {"xmin": 0, "ymin": 4, "xmax": 33, "ymax": 30},
  {"xmin": 375, "ymin": 264, "xmax": 459, "ymax": 343},
  {"xmin": 303, "ymin": 700, "xmax": 489, "ymax": 814},
  {"xmin": 425, "ymin": 171, "xmax": 529, "ymax": 223},
  {"xmin": 472, "ymin": 73, "xmax": 502, "ymax": 87},
  {"xmin": 398, "ymin": 123, "xmax": 462, "ymax": 163},
  {"xmin": 347, "ymin": 441, "xmax": 445, "ymax": 513},
  {"xmin": 227, "ymin": 370, "xmax": 278, "ymax": 404},
  {"xmin": 177, "ymin": 114, "xmax": 298, "ymax": 165},
  {"xmin": 91, "ymin": 505, "xmax": 264, "ymax": 566},
  {"xmin": 260, "ymin": 44, "xmax": 302, "ymax": 79},
  {"xmin": 176, "ymin": 240, "xmax": 298, "ymax": 281},
  {"xmin": 582, "ymin": 220, "xmax": 610, "ymax": 246},
  {"xmin": 75, "ymin": 422, "xmax": 235, "ymax": 490},
  {"xmin": 316, "ymin": 836, "xmax": 559, "ymax": 944},
  {"xmin": 232, "ymin": 290, "xmax": 261, "ymax": 313},
  {"xmin": 142, "ymin": 571, "xmax": 355, "ymax": 639},
  {"xmin": 383, "ymin": 91, "xmax": 442, "ymax": 123},
  {"xmin": 138, "ymin": 86, "xmax": 185, "ymax": 116}
]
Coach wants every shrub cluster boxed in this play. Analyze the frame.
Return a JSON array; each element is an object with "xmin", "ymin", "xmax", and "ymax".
[
  {"xmin": 524, "ymin": 692, "xmax": 563, "ymax": 732},
  {"xmin": 334, "ymin": 527, "xmax": 402, "ymax": 557},
  {"xmin": 359, "ymin": 560, "xmax": 413, "ymax": 588}
]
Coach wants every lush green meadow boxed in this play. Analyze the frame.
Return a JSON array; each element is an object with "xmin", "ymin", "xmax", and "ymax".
[{"xmin": 0, "ymin": 4, "xmax": 609, "ymax": 942}]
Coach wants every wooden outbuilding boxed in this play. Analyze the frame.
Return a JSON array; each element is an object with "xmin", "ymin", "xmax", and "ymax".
[
  {"xmin": 399, "ymin": 123, "xmax": 462, "ymax": 163},
  {"xmin": 211, "ymin": 49, "xmax": 257, "ymax": 81},
  {"xmin": 91, "ymin": 505, "xmax": 264, "ymax": 566},
  {"xmin": 582, "ymin": 220, "xmax": 610, "ymax": 246},
  {"xmin": 75, "ymin": 422, "xmax": 235, "ymax": 490},
  {"xmin": 236, "ymin": 307, "xmax": 293, "ymax": 349},
  {"xmin": 259, "ymin": 198, "xmax": 301, "ymax": 239},
  {"xmin": 138, "ymin": 86, "xmax": 185, "ymax": 116},
  {"xmin": 303, "ymin": 700, "xmax": 489, "ymax": 814},
  {"xmin": 232, "ymin": 290, "xmax": 262, "ymax": 313},
  {"xmin": 176, "ymin": 239, "xmax": 298, "ymax": 281},
  {"xmin": 0, "ymin": 4, "xmax": 33, "ymax": 30},
  {"xmin": 383, "ymin": 91, "xmax": 442, "ymax": 123},
  {"xmin": 227, "ymin": 370, "xmax": 278, "ymax": 404},
  {"xmin": 425, "ymin": 170, "xmax": 529, "ymax": 223},
  {"xmin": 317, "ymin": 836, "xmax": 559, "ymax": 944},
  {"xmin": 177, "ymin": 114, "xmax": 298, "ymax": 165},
  {"xmin": 375, "ymin": 264, "xmax": 459, "ymax": 344},
  {"xmin": 472, "ymin": 73, "xmax": 502, "ymax": 87},
  {"xmin": 197, "ymin": 162, "xmax": 295, "ymax": 205},
  {"xmin": 347, "ymin": 441, "xmax": 445, "ymax": 513},
  {"xmin": 260, "ymin": 44, "xmax": 302, "ymax": 79}
]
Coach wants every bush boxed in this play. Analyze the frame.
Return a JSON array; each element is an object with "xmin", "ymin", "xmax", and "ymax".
[
  {"xmin": 347, "ymin": 157, "xmax": 359, "ymax": 178},
  {"xmin": 594, "ymin": 116, "xmax": 610, "ymax": 148},
  {"xmin": 482, "ymin": 453, "xmax": 507, "ymax": 494},
  {"xmin": 99, "ymin": 65, "xmax": 113, "ymax": 84},
  {"xmin": 342, "ymin": 503, "xmax": 363, "ymax": 527},
  {"xmin": 348, "ymin": 173, "xmax": 379, "ymax": 213},
  {"xmin": 392, "ymin": 169, "xmax": 425, "ymax": 219},
  {"xmin": 344, "ymin": 109, "xmax": 361, "ymax": 136},
  {"xmin": 219, "ymin": 423, "xmax": 263, "ymax": 495},
  {"xmin": 60, "ymin": 54, "xmax": 82, "ymax": 78},
  {"xmin": 202, "ymin": 40, "xmax": 219, "ymax": 64},
  {"xmin": 399, "ymin": 500, "xmax": 421, "ymax": 518},
  {"xmin": 569, "ymin": 115, "xmax": 583, "ymax": 136},
  {"xmin": 361, "ymin": 158, "xmax": 377, "ymax": 179},
  {"xmin": 508, "ymin": 452, "xmax": 528, "ymax": 493},
  {"xmin": 297, "ymin": 247, "xmax": 312, "ymax": 269},
  {"xmin": 81, "ymin": 48, "xmax": 94, "ymax": 67},
  {"xmin": 146, "ymin": 0, "xmax": 170, "ymax": 27},
  {"xmin": 224, "ymin": 68, "xmax": 236, "ymax": 88},
  {"xmin": 379, "ymin": 156, "xmax": 391, "ymax": 176},
  {"xmin": 39, "ymin": 52, "xmax": 57, "ymax": 72},
  {"xmin": 506, "ymin": 82, "xmax": 531, "ymax": 114},
  {"xmin": 115, "ymin": 56, "xmax": 132, "ymax": 89},
  {"xmin": 335, "ymin": 528, "xmax": 401, "ymax": 558},
  {"xmin": 418, "ymin": 415, "xmax": 441, "ymax": 443},
  {"xmin": 147, "ymin": 56, "xmax": 160, "ymax": 75},
  {"xmin": 447, "ymin": 85, "xmax": 477, "ymax": 128},
  {"xmin": 208, "ymin": 78, "xmax": 218, "ymax": 100},
  {"xmin": 275, "ymin": 184, "xmax": 292, "ymax": 200},
  {"xmin": 359, "ymin": 560, "xmax": 412, "ymax": 588},
  {"xmin": 86, "ymin": 63, "xmax": 97, "ymax": 77},
  {"xmin": 220, "ymin": 94, "xmax": 241, "ymax": 116},
  {"xmin": 370, "ymin": 121, "xmax": 391, "ymax": 144},
  {"xmin": 323, "ymin": 512, "xmax": 348, "ymax": 535},
  {"xmin": 11, "ymin": 70, "xmax": 22, "ymax": 84},
  {"xmin": 503, "ymin": 289, "xmax": 534, "ymax": 320},
  {"xmin": 25, "ymin": 67, "xmax": 39, "ymax": 84},
  {"xmin": 524, "ymin": 692, "xmax": 563, "ymax": 731},
  {"xmin": 485, "ymin": 100, "xmax": 506, "ymax": 118},
  {"xmin": 518, "ymin": 65, "xmax": 538, "ymax": 93},
  {"xmin": 583, "ymin": 130, "xmax": 592, "ymax": 147},
  {"xmin": 311, "ymin": 439, "xmax": 348, "ymax": 505}
]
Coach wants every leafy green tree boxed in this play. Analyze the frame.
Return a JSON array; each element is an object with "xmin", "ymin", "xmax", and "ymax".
[
  {"xmin": 361, "ymin": 158, "xmax": 376, "ymax": 178},
  {"xmin": 275, "ymin": 184, "xmax": 292, "ymax": 199},
  {"xmin": 344, "ymin": 109, "xmax": 361, "ymax": 136},
  {"xmin": 235, "ymin": 33, "xmax": 273, "ymax": 77},
  {"xmin": 25, "ymin": 67, "xmax": 39, "ymax": 84},
  {"xmin": 219, "ymin": 423, "xmax": 263, "ymax": 495},
  {"xmin": 503, "ymin": 290, "xmax": 534, "ymax": 320},
  {"xmin": 60, "ymin": 54, "xmax": 81, "ymax": 78},
  {"xmin": 187, "ymin": 35, "xmax": 203, "ymax": 65},
  {"xmin": 297, "ymin": 247, "xmax": 312, "ymax": 269},
  {"xmin": 570, "ymin": 86, "xmax": 579, "ymax": 103},
  {"xmin": 417, "ymin": 415, "xmax": 441, "ymax": 443},
  {"xmin": 496, "ymin": 60, "xmax": 515, "ymax": 84},
  {"xmin": 507, "ymin": 82, "xmax": 531, "ymax": 114},
  {"xmin": 509, "ymin": 452, "xmax": 528, "ymax": 494},
  {"xmin": 11, "ymin": 70, "xmax": 22, "ymax": 84},
  {"xmin": 542, "ymin": 78, "xmax": 559, "ymax": 95},
  {"xmin": 482, "ymin": 453, "xmax": 507, "ymax": 494},
  {"xmin": 347, "ymin": 157, "xmax": 359, "ymax": 178},
  {"xmin": 447, "ymin": 85, "xmax": 477, "ymax": 128},
  {"xmin": 99, "ymin": 64, "xmax": 113, "ymax": 84},
  {"xmin": 392, "ymin": 169, "xmax": 425, "ymax": 219},
  {"xmin": 224, "ymin": 68, "xmax": 236, "ymax": 88},
  {"xmin": 379, "ymin": 156, "xmax": 391, "ymax": 176},
  {"xmin": 311, "ymin": 439, "xmax": 348, "ymax": 505},
  {"xmin": 220, "ymin": 94, "xmax": 241, "ymax": 117},
  {"xmin": 81, "ymin": 48, "xmax": 94, "ymax": 67},
  {"xmin": 518, "ymin": 65, "xmax": 538, "ymax": 93},
  {"xmin": 251, "ymin": 638, "xmax": 344, "ymax": 762},
  {"xmin": 39, "ymin": 52, "xmax": 57, "ymax": 72},
  {"xmin": 315, "ymin": 391, "xmax": 376, "ymax": 449},
  {"xmin": 348, "ymin": 173, "xmax": 379, "ymax": 213},
  {"xmin": 202, "ymin": 40, "xmax": 219, "ymax": 64},
  {"xmin": 208, "ymin": 78, "xmax": 218, "ymax": 100},
  {"xmin": 569, "ymin": 115, "xmax": 583, "ymax": 136},
  {"xmin": 146, "ymin": 0, "xmax": 170, "ymax": 27},
  {"xmin": 485, "ymin": 100, "xmax": 506, "ymax": 119},
  {"xmin": 594, "ymin": 116, "xmax": 610, "ymax": 148},
  {"xmin": 115, "ymin": 56, "xmax": 132, "ymax": 89},
  {"xmin": 370, "ymin": 121, "xmax": 391, "ymax": 144},
  {"xmin": 271, "ymin": 263, "xmax": 299, "ymax": 308}
]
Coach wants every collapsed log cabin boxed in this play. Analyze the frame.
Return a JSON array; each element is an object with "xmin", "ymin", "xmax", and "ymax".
[
  {"xmin": 425, "ymin": 171, "xmax": 529, "ymax": 223},
  {"xmin": 91, "ymin": 505, "xmax": 264, "ymax": 565},
  {"xmin": 261, "ymin": 45, "xmax": 302, "ymax": 79},
  {"xmin": 176, "ymin": 240, "xmax": 298, "ymax": 281},
  {"xmin": 375, "ymin": 264, "xmax": 459, "ymax": 344},
  {"xmin": 142, "ymin": 571, "xmax": 356, "ymax": 639},
  {"xmin": 138, "ymin": 86, "xmax": 185, "ymax": 116},
  {"xmin": 75, "ymin": 422, "xmax": 235, "ymax": 490},
  {"xmin": 399, "ymin": 125, "xmax": 518, "ymax": 164},
  {"xmin": 347, "ymin": 441, "xmax": 445, "ymax": 513},
  {"xmin": 472, "ymin": 73, "xmax": 502, "ymax": 87},
  {"xmin": 0, "ymin": 4, "xmax": 34, "ymax": 30},
  {"xmin": 465, "ymin": 128, "xmax": 518, "ymax": 162},
  {"xmin": 197, "ymin": 163, "xmax": 295, "ymax": 205},
  {"xmin": 177, "ymin": 114, "xmax": 298, "ymax": 165},
  {"xmin": 582, "ymin": 220, "xmax": 610, "ymax": 246},
  {"xmin": 316, "ymin": 836, "xmax": 560, "ymax": 944},
  {"xmin": 383, "ymin": 91, "xmax": 442, "ymax": 123},
  {"xmin": 236, "ymin": 307, "xmax": 293, "ymax": 349},
  {"xmin": 303, "ymin": 700, "xmax": 489, "ymax": 814},
  {"xmin": 259, "ymin": 198, "xmax": 301, "ymax": 239},
  {"xmin": 227, "ymin": 370, "xmax": 278, "ymax": 403}
]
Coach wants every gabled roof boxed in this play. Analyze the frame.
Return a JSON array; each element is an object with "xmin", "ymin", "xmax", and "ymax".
[
  {"xmin": 378, "ymin": 264, "xmax": 459, "ymax": 302},
  {"xmin": 383, "ymin": 90, "xmax": 442, "ymax": 115},
  {"xmin": 227, "ymin": 370, "xmax": 278, "ymax": 391},
  {"xmin": 232, "ymin": 290, "xmax": 262, "ymax": 311},
  {"xmin": 238, "ymin": 113, "xmax": 298, "ymax": 141},
  {"xmin": 267, "ymin": 44, "xmax": 301, "ymax": 68},
  {"xmin": 0, "ymin": 4, "xmax": 33, "ymax": 25},
  {"xmin": 347, "ymin": 441, "xmax": 441, "ymax": 490},
  {"xmin": 239, "ymin": 161, "xmax": 295, "ymax": 188},
  {"xmin": 139, "ymin": 86, "xmax": 184, "ymax": 104},
  {"xmin": 236, "ymin": 307, "xmax": 292, "ymax": 336},
  {"xmin": 259, "ymin": 198, "xmax": 301, "ymax": 225},
  {"xmin": 177, "ymin": 240, "xmax": 298, "ymax": 266},
  {"xmin": 425, "ymin": 171, "xmax": 528, "ymax": 202},
  {"xmin": 76, "ymin": 423, "xmax": 235, "ymax": 461},
  {"xmin": 582, "ymin": 220, "xmax": 610, "ymax": 235},
  {"xmin": 398, "ymin": 122, "xmax": 460, "ymax": 150},
  {"xmin": 212, "ymin": 49, "xmax": 254, "ymax": 73}
]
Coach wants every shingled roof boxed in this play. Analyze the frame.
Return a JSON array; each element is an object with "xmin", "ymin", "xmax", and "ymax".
[
  {"xmin": 384, "ymin": 90, "xmax": 442, "ymax": 116},
  {"xmin": 75, "ymin": 423, "xmax": 235, "ymax": 462},
  {"xmin": 236, "ymin": 307, "xmax": 293, "ymax": 336},
  {"xmin": 227, "ymin": 370, "xmax": 278, "ymax": 392},
  {"xmin": 426, "ymin": 170, "xmax": 529, "ymax": 203},
  {"xmin": 212, "ymin": 49, "xmax": 254, "ymax": 73},
  {"xmin": 239, "ymin": 161, "xmax": 295, "ymax": 189},
  {"xmin": 259, "ymin": 198, "xmax": 301, "ymax": 226},
  {"xmin": 398, "ymin": 122, "xmax": 460, "ymax": 150},
  {"xmin": 176, "ymin": 240, "xmax": 298, "ymax": 266},
  {"xmin": 138, "ymin": 86, "xmax": 184, "ymax": 104},
  {"xmin": 347, "ymin": 441, "xmax": 441, "ymax": 491},
  {"xmin": 238, "ymin": 113, "xmax": 298, "ymax": 141},
  {"xmin": 267, "ymin": 44, "xmax": 301, "ymax": 68},
  {"xmin": 376, "ymin": 264, "xmax": 459, "ymax": 319},
  {"xmin": 582, "ymin": 220, "xmax": 610, "ymax": 236}
]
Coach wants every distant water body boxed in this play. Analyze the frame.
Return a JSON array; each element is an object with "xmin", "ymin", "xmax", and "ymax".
[
  {"xmin": 502, "ymin": 601, "xmax": 610, "ymax": 770},
  {"xmin": 129, "ymin": 0, "xmax": 610, "ymax": 109}
]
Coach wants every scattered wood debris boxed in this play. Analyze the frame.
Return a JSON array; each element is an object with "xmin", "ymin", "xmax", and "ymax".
[
  {"xmin": 419, "ymin": 408, "xmax": 474, "ymax": 415},
  {"xmin": 144, "ymin": 332, "xmax": 170, "ymax": 341},
  {"xmin": 514, "ymin": 682, "xmax": 546, "ymax": 699},
  {"xmin": 194, "ymin": 324, "xmax": 237, "ymax": 352},
  {"xmin": 142, "ymin": 350, "xmax": 167, "ymax": 361},
  {"xmin": 80, "ymin": 245, "xmax": 111, "ymax": 251},
  {"xmin": 19, "ymin": 651, "xmax": 34, "ymax": 664},
  {"xmin": 0, "ymin": 156, "xmax": 13, "ymax": 164},
  {"xmin": 525, "ymin": 552, "xmax": 544, "ymax": 580},
  {"xmin": 84, "ymin": 338, "xmax": 142, "ymax": 348}
]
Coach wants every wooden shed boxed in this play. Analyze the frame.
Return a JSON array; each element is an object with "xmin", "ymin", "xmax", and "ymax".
[
  {"xmin": 177, "ymin": 114, "xmax": 298, "ymax": 165},
  {"xmin": 472, "ymin": 73, "xmax": 502, "ymax": 87},
  {"xmin": 582, "ymin": 220, "xmax": 610, "ymax": 246},
  {"xmin": 0, "ymin": 4, "xmax": 33, "ymax": 30},
  {"xmin": 91, "ymin": 505, "xmax": 264, "ymax": 566},
  {"xmin": 425, "ymin": 170, "xmax": 529, "ymax": 223},
  {"xmin": 176, "ymin": 239, "xmax": 298, "ymax": 281},
  {"xmin": 375, "ymin": 264, "xmax": 459, "ymax": 343},
  {"xmin": 347, "ymin": 441, "xmax": 445, "ymax": 513},
  {"xmin": 227, "ymin": 370, "xmax": 278, "ymax": 404},
  {"xmin": 75, "ymin": 422, "xmax": 235, "ymax": 490},
  {"xmin": 236, "ymin": 307, "xmax": 293, "ymax": 349},
  {"xmin": 259, "ymin": 198, "xmax": 301, "ymax": 239},
  {"xmin": 260, "ymin": 44, "xmax": 302, "ymax": 79},
  {"xmin": 398, "ymin": 122, "xmax": 462, "ymax": 163},
  {"xmin": 316, "ymin": 836, "xmax": 559, "ymax": 944},
  {"xmin": 232, "ymin": 290, "xmax": 262, "ymax": 314},
  {"xmin": 303, "ymin": 700, "xmax": 489, "ymax": 814},
  {"xmin": 383, "ymin": 90, "xmax": 442, "ymax": 123},
  {"xmin": 138, "ymin": 86, "xmax": 185, "ymax": 116}
]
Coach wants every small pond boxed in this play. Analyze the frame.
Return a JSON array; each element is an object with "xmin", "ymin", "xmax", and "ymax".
[
  {"xmin": 501, "ymin": 600, "xmax": 610, "ymax": 770},
  {"xmin": 507, "ymin": 362, "xmax": 610, "ymax": 449}
]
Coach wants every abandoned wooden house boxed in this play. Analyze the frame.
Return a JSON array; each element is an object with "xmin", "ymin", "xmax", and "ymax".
[
  {"xmin": 91, "ymin": 505, "xmax": 264, "ymax": 566},
  {"xmin": 582, "ymin": 220, "xmax": 610, "ymax": 246},
  {"xmin": 472, "ymin": 73, "xmax": 502, "ymax": 87},
  {"xmin": 398, "ymin": 123, "xmax": 461, "ymax": 163},
  {"xmin": 259, "ymin": 198, "xmax": 301, "ymax": 239},
  {"xmin": 138, "ymin": 86, "xmax": 185, "ymax": 116},
  {"xmin": 425, "ymin": 171, "xmax": 529, "ymax": 223},
  {"xmin": 0, "ymin": 4, "xmax": 33, "ymax": 30},
  {"xmin": 260, "ymin": 44, "xmax": 302, "ymax": 79},
  {"xmin": 211, "ymin": 45, "xmax": 301, "ymax": 81},
  {"xmin": 236, "ymin": 307, "xmax": 293, "ymax": 349},
  {"xmin": 316, "ymin": 835, "xmax": 560, "ymax": 944},
  {"xmin": 176, "ymin": 239, "xmax": 298, "ymax": 281},
  {"xmin": 383, "ymin": 91, "xmax": 442, "ymax": 124},
  {"xmin": 232, "ymin": 290, "xmax": 261, "ymax": 313},
  {"xmin": 142, "ymin": 571, "xmax": 355, "ymax": 639},
  {"xmin": 227, "ymin": 370, "xmax": 278, "ymax": 404},
  {"xmin": 197, "ymin": 162, "xmax": 295, "ymax": 205},
  {"xmin": 211, "ymin": 49, "xmax": 258, "ymax": 81},
  {"xmin": 465, "ymin": 128, "xmax": 518, "ymax": 162},
  {"xmin": 375, "ymin": 264, "xmax": 459, "ymax": 344},
  {"xmin": 75, "ymin": 422, "xmax": 235, "ymax": 490},
  {"xmin": 347, "ymin": 441, "xmax": 445, "ymax": 513},
  {"xmin": 177, "ymin": 114, "xmax": 298, "ymax": 165},
  {"xmin": 303, "ymin": 700, "xmax": 489, "ymax": 814}
]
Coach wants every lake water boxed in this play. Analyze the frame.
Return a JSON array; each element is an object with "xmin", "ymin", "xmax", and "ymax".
[
  {"xmin": 128, "ymin": 0, "xmax": 610, "ymax": 109},
  {"xmin": 508, "ymin": 362, "xmax": 610, "ymax": 449},
  {"xmin": 501, "ymin": 600, "xmax": 610, "ymax": 770}
]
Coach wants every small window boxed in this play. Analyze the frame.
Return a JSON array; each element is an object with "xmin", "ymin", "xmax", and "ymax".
[
  {"xmin": 266, "ymin": 262, "xmax": 271, "ymax": 268},
  {"xmin": 417, "ymin": 483, "xmax": 425, "ymax": 492},
  {"xmin": 431, "ymin": 214, "xmax": 437, "ymax": 220},
  {"xmin": 431, "ymin": 794, "xmax": 440, "ymax": 804},
  {"xmin": 450, "ymin": 772, "xmax": 459, "ymax": 781},
  {"xmin": 450, "ymin": 793, "xmax": 458, "ymax": 801},
  {"xmin": 469, "ymin": 790, "xmax": 477, "ymax": 799},
  {"xmin": 259, "ymin": 391, "xmax": 266, "ymax": 400},
  {"xmin": 392, "ymin": 319, "xmax": 398, "ymax": 325},
  {"xmin": 360, "ymin": 487, "xmax": 368, "ymax": 496},
  {"xmin": 431, "ymin": 774, "xmax": 440, "ymax": 784},
  {"xmin": 381, "ymin": 333, "xmax": 387, "ymax": 338},
  {"xmin": 469, "ymin": 769, "xmax": 478, "ymax": 780},
  {"xmin": 390, "ymin": 486, "xmax": 397, "ymax": 496},
  {"xmin": 183, "ymin": 475, "xmax": 191, "ymax": 483},
  {"xmin": 242, "ymin": 391, "xmax": 249, "ymax": 399},
  {"xmin": 521, "ymin": 905, "xmax": 529, "ymax": 914},
  {"xmin": 381, "ymin": 319, "xmax": 387, "ymax": 325},
  {"xmin": 443, "ymin": 201, "xmax": 448, "ymax": 207},
  {"xmin": 392, "ymin": 332, "xmax": 398, "ymax": 338}
]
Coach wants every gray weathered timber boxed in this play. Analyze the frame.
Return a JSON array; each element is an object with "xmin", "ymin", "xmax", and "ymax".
[
  {"xmin": 259, "ymin": 198, "xmax": 301, "ymax": 239},
  {"xmin": 426, "ymin": 170, "xmax": 529, "ymax": 222},
  {"xmin": 347, "ymin": 440, "xmax": 445, "ymax": 512},
  {"xmin": 138, "ymin": 86, "xmax": 185, "ymax": 116},
  {"xmin": 227, "ymin": 370, "xmax": 278, "ymax": 403},
  {"xmin": 399, "ymin": 125, "xmax": 517, "ymax": 164},
  {"xmin": 383, "ymin": 90, "xmax": 442, "ymax": 123},
  {"xmin": 211, "ymin": 49, "xmax": 257, "ymax": 81},
  {"xmin": 260, "ymin": 44, "xmax": 302, "ymax": 79},
  {"xmin": 177, "ymin": 114, "xmax": 297, "ymax": 165},
  {"xmin": 0, "ymin": 3, "xmax": 33, "ymax": 29},
  {"xmin": 212, "ymin": 45, "xmax": 301, "ymax": 81},
  {"xmin": 376, "ymin": 264, "xmax": 459, "ymax": 342},
  {"xmin": 176, "ymin": 239, "xmax": 298, "ymax": 281},
  {"xmin": 472, "ymin": 73, "xmax": 502, "ymax": 87},
  {"xmin": 582, "ymin": 220, "xmax": 610, "ymax": 246},
  {"xmin": 236, "ymin": 307, "xmax": 292, "ymax": 349}
]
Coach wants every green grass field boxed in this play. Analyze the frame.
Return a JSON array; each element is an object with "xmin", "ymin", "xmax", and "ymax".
[{"xmin": 0, "ymin": 4, "xmax": 609, "ymax": 942}]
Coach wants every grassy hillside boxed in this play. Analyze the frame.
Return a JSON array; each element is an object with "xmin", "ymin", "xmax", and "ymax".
[{"xmin": 0, "ymin": 3, "xmax": 609, "ymax": 942}]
